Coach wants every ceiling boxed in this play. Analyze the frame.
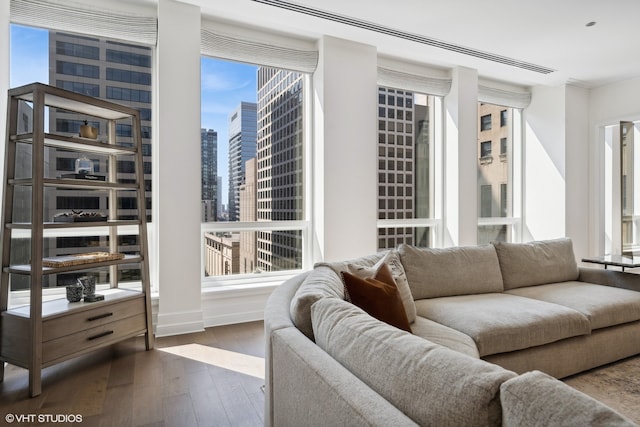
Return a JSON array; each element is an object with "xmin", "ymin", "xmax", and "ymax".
[{"xmin": 173, "ymin": 0, "xmax": 640, "ymax": 89}]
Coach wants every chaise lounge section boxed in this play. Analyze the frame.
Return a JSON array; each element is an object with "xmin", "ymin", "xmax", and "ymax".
[{"xmin": 264, "ymin": 238, "xmax": 640, "ymax": 426}]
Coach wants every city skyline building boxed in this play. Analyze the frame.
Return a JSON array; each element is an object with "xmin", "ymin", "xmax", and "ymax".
[
  {"xmin": 239, "ymin": 157, "xmax": 257, "ymax": 273},
  {"xmin": 377, "ymin": 87, "xmax": 433, "ymax": 249},
  {"xmin": 227, "ymin": 101, "xmax": 257, "ymax": 221},
  {"xmin": 45, "ymin": 31, "xmax": 153, "ymax": 287},
  {"xmin": 201, "ymin": 127, "xmax": 218, "ymax": 222},
  {"xmin": 477, "ymin": 102, "xmax": 512, "ymax": 244},
  {"xmin": 256, "ymin": 67, "xmax": 304, "ymax": 272}
]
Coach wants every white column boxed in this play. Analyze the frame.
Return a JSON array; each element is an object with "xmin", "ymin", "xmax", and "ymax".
[
  {"xmin": 564, "ymin": 85, "xmax": 590, "ymax": 259},
  {"xmin": 312, "ymin": 36, "xmax": 378, "ymax": 262},
  {"xmin": 155, "ymin": 0, "xmax": 203, "ymax": 336},
  {"xmin": 523, "ymin": 85, "xmax": 567, "ymax": 241},
  {"xmin": 444, "ymin": 67, "xmax": 478, "ymax": 247}
]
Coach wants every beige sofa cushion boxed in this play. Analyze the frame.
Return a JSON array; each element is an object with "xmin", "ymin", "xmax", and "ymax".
[
  {"xmin": 410, "ymin": 316, "xmax": 479, "ymax": 358},
  {"xmin": 506, "ymin": 281, "xmax": 640, "ymax": 330},
  {"xmin": 398, "ymin": 244, "xmax": 504, "ymax": 299},
  {"xmin": 415, "ymin": 293, "xmax": 591, "ymax": 357},
  {"xmin": 311, "ymin": 297, "xmax": 516, "ymax": 427},
  {"xmin": 290, "ymin": 252, "xmax": 385, "ymax": 340},
  {"xmin": 500, "ymin": 370, "xmax": 636, "ymax": 427},
  {"xmin": 289, "ymin": 266, "xmax": 345, "ymax": 340},
  {"xmin": 493, "ymin": 238, "xmax": 579, "ymax": 290}
]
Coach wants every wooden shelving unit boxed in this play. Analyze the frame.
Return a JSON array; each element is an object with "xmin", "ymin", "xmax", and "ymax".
[{"xmin": 0, "ymin": 83, "xmax": 154, "ymax": 397}]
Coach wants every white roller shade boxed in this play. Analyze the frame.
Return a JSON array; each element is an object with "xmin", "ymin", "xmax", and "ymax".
[
  {"xmin": 10, "ymin": 0, "xmax": 157, "ymax": 46},
  {"xmin": 377, "ymin": 57, "xmax": 451, "ymax": 96},
  {"xmin": 378, "ymin": 67, "xmax": 452, "ymax": 96},
  {"xmin": 201, "ymin": 20, "xmax": 318, "ymax": 74},
  {"xmin": 478, "ymin": 80, "xmax": 531, "ymax": 109}
]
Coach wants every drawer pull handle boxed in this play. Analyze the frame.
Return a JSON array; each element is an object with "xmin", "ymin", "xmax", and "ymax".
[
  {"xmin": 87, "ymin": 312, "xmax": 113, "ymax": 322},
  {"xmin": 87, "ymin": 330, "xmax": 114, "ymax": 341}
]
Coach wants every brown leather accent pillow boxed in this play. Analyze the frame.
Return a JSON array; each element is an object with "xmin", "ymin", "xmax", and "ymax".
[{"xmin": 341, "ymin": 263, "xmax": 412, "ymax": 333}]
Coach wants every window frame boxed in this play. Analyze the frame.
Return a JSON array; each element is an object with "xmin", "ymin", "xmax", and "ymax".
[
  {"xmin": 199, "ymin": 66, "xmax": 313, "ymax": 288},
  {"xmin": 477, "ymin": 105, "xmax": 523, "ymax": 243},
  {"xmin": 375, "ymin": 84, "xmax": 444, "ymax": 249},
  {"xmin": 7, "ymin": 22, "xmax": 157, "ymax": 303}
]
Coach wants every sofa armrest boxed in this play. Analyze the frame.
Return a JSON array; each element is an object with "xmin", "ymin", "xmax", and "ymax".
[
  {"xmin": 500, "ymin": 370, "xmax": 637, "ymax": 426},
  {"xmin": 270, "ymin": 327, "xmax": 418, "ymax": 427},
  {"xmin": 578, "ymin": 266, "xmax": 640, "ymax": 292}
]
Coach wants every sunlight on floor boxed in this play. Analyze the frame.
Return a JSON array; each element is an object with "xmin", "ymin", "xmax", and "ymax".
[{"xmin": 158, "ymin": 344, "xmax": 265, "ymax": 379}]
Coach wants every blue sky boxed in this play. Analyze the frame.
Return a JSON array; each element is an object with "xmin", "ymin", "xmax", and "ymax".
[
  {"xmin": 10, "ymin": 24, "xmax": 255, "ymax": 207},
  {"xmin": 10, "ymin": 25, "xmax": 49, "ymax": 88},
  {"xmin": 201, "ymin": 58, "xmax": 257, "ymax": 206}
]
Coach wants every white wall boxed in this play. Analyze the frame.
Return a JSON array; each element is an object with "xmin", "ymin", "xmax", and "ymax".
[
  {"xmin": 155, "ymin": 0, "xmax": 204, "ymax": 336},
  {"xmin": 523, "ymin": 85, "xmax": 567, "ymax": 241},
  {"xmin": 565, "ymin": 85, "xmax": 590, "ymax": 260},
  {"xmin": 313, "ymin": 36, "xmax": 378, "ymax": 261},
  {"xmin": 590, "ymin": 77, "xmax": 640, "ymax": 125},
  {"xmin": 588, "ymin": 77, "xmax": 640, "ymax": 256},
  {"xmin": 444, "ymin": 67, "xmax": 478, "ymax": 247}
]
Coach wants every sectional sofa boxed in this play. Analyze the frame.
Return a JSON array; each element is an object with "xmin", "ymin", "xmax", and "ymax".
[{"xmin": 264, "ymin": 238, "xmax": 640, "ymax": 426}]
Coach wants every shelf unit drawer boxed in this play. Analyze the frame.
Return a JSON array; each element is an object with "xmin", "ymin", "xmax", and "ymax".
[
  {"xmin": 42, "ymin": 296, "xmax": 145, "ymax": 342},
  {"xmin": 42, "ymin": 313, "xmax": 147, "ymax": 364}
]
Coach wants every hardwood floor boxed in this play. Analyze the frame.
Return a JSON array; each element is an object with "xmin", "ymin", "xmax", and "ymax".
[{"xmin": 0, "ymin": 321, "xmax": 266, "ymax": 427}]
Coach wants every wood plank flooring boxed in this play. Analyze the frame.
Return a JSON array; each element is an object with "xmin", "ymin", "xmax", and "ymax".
[{"xmin": 0, "ymin": 321, "xmax": 265, "ymax": 427}]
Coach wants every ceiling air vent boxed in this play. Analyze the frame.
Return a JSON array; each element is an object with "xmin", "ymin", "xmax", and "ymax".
[{"xmin": 252, "ymin": 0, "xmax": 556, "ymax": 75}]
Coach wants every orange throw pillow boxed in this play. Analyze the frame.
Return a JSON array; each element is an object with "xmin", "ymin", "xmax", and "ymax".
[{"xmin": 341, "ymin": 263, "xmax": 412, "ymax": 333}]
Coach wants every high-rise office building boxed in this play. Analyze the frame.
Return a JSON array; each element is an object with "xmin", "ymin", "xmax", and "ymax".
[
  {"xmin": 239, "ymin": 157, "xmax": 257, "ymax": 273},
  {"xmin": 217, "ymin": 175, "xmax": 223, "ymax": 219},
  {"xmin": 256, "ymin": 67, "xmax": 304, "ymax": 272},
  {"xmin": 377, "ymin": 87, "xmax": 433, "ymax": 249},
  {"xmin": 228, "ymin": 102, "xmax": 257, "ymax": 221},
  {"xmin": 201, "ymin": 128, "xmax": 218, "ymax": 222},
  {"xmin": 46, "ymin": 31, "xmax": 153, "ymax": 287}
]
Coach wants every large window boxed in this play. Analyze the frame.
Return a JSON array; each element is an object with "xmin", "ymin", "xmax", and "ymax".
[
  {"xmin": 477, "ymin": 102, "xmax": 521, "ymax": 244},
  {"xmin": 200, "ymin": 57, "xmax": 308, "ymax": 282},
  {"xmin": 9, "ymin": 24, "xmax": 153, "ymax": 292},
  {"xmin": 377, "ymin": 86, "xmax": 439, "ymax": 249}
]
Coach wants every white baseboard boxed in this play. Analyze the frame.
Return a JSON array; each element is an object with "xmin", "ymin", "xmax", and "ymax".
[
  {"xmin": 201, "ymin": 283, "xmax": 278, "ymax": 328},
  {"xmin": 155, "ymin": 308, "xmax": 205, "ymax": 337},
  {"xmin": 150, "ymin": 282, "xmax": 279, "ymax": 336}
]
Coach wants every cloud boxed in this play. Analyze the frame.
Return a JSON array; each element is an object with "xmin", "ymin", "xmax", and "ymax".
[{"xmin": 201, "ymin": 72, "xmax": 252, "ymax": 92}]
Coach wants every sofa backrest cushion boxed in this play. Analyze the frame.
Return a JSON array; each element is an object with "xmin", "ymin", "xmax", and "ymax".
[
  {"xmin": 341, "ymin": 250, "xmax": 417, "ymax": 323},
  {"xmin": 311, "ymin": 297, "xmax": 516, "ymax": 427},
  {"xmin": 398, "ymin": 244, "xmax": 504, "ymax": 299},
  {"xmin": 290, "ymin": 252, "xmax": 385, "ymax": 340},
  {"xmin": 500, "ymin": 370, "xmax": 636, "ymax": 427},
  {"xmin": 341, "ymin": 263, "xmax": 412, "ymax": 332},
  {"xmin": 493, "ymin": 238, "xmax": 579, "ymax": 290}
]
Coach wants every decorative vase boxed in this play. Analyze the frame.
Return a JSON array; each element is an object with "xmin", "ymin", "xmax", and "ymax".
[
  {"xmin": 79, "ymin": 120, "xmax": 98, "ymax": 139},
  {"xmin": 66, "ymin": 284, "xmax": 83, "ymax": 302},
  {"xmin": 78, "ymin": 276, "xmax": 96, "ymax": 297}
]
